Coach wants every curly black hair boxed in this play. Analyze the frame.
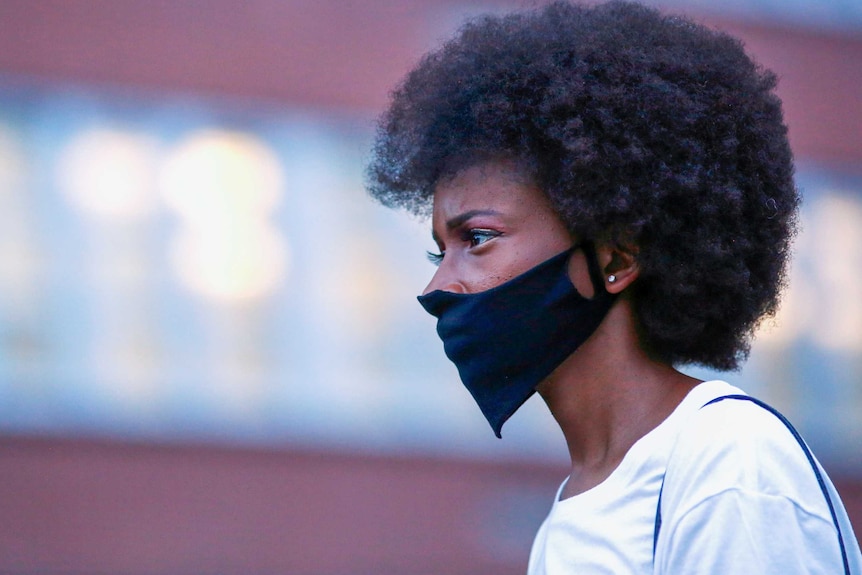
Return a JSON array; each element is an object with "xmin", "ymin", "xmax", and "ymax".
[{"xmin": 366, "ymin": 0, "xmax": 799, "ymax": 370}]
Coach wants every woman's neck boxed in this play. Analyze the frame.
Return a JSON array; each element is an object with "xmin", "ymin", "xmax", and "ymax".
[{"xmin": 536, "ymin": 299, "xmax": 700, "ymax": 499}]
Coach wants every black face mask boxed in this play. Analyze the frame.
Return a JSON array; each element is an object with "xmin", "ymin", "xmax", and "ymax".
[{"xmin": 417, "ymin": 243, "xmax": 616, "ymax": 437}]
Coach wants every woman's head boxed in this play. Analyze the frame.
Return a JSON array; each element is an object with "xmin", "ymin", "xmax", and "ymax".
[{"xmin": 366, "ymin": 0, "xmax": 799, "ymax": 371}]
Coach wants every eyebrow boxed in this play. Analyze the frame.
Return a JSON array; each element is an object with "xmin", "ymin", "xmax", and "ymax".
[
  {"xmin": 446, "ymin": 209, "xmax": 502, "ymax": 230},
  {"xmin": 431, "ymin": 209, "xmax": 502, "ymax": 243}
]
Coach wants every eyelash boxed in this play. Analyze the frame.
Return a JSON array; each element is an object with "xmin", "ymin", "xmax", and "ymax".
[
  {"xmin": 426, "ymin": 251, "xmax": 444, "ymax": 265},
  {"xmin": 426, "ymin": 228, "xmax": 501, "ymax": 266}
]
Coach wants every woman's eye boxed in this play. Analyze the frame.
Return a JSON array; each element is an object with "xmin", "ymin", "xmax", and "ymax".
[
  {"xmin": 465, "ymin": 228, "xmax": 501, "ymax": 247},
  {"xmin": 425, "ymin": 229, "xmax": 498, "ymax": 265}
]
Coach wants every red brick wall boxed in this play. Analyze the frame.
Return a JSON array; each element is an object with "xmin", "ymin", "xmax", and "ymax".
[
  {"xmin": 0, "ymin": 436, "xmax": 859, "ymax": 574},
  {"xmin": 0, "ymin": 1, "xmax": 858, "ymax": 170},
  {"xmin": 0, "ymin": 436, "xmax": 562, "ymax": 574}
]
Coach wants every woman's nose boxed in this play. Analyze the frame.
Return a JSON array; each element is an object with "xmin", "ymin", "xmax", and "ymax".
[{"xmin": 422, "ymin": 266, "xmax": 467, "ymax": 296}]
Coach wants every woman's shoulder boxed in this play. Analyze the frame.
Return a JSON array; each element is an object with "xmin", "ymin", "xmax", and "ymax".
[
  {"xmin": 664, "ymin": 381, "xmax": 832, "ymax": 519},
  {"xmin": 655, "ymin": 382, "xmax": 860, "ymax": 574},
  {"xmin": 678, "ymin": 386, "xmax": 808, "ymax": 466}
]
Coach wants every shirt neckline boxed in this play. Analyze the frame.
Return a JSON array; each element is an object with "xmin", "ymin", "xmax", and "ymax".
[{"xmin": 554, "ymin": 380, "xmax": 742, "ymax": 506}]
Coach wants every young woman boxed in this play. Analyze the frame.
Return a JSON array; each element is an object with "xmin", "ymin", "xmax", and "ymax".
[{"xmin": 366, "ymin": 1, "xmax": 862, "ymax": 572}]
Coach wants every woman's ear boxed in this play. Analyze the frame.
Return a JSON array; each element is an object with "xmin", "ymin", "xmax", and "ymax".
[{"xmin": 597, "ymin": 243, "xmax": 639, "ymax": 294}]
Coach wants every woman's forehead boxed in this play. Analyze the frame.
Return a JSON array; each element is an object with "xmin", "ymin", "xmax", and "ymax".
[{"xmin": 433, "ymin": 161, "xmax": 541, "ymax": 210}]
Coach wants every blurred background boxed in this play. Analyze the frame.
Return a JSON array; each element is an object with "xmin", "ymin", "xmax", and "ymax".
[{"xmin": 0, "ymin": 0, "xmax": 858, "ymax": 573}]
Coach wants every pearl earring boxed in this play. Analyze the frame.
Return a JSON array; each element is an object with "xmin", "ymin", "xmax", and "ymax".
[{"xmin": 607, "ymin": 274, "xmax": 617, "ymax": 283}]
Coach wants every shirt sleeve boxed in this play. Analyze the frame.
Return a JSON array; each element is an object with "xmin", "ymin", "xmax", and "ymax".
[
  {"xmin": 657, "ymin": 486, "xmax": 844, "ymax": 574},
  {"xmin": 653, "ymin": 398, "xmax": 851, "ymax": 574}
]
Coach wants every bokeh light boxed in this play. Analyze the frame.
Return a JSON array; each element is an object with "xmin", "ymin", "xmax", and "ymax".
[
  {"xmin": 160, "ymin": 130, "xmax": 288, "ymax": 303},
  {"xmin": 58, "ymin": 127, "xmax": 160, "ymax": 221}
]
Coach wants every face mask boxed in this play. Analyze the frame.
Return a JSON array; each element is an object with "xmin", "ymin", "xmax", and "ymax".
[{"xmin": 417, "ymin": 243, "xmax": 616, "ymax": 437}]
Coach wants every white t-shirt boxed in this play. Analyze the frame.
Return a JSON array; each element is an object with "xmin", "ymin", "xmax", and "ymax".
[{"xmin": 527, "ymin": 380, "xmax": 862, "ymax": 574}]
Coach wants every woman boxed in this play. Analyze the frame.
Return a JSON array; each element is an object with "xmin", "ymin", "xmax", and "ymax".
[{"xmin": 366, "ymin": 1, "xmax": 862, "ymax": 572}]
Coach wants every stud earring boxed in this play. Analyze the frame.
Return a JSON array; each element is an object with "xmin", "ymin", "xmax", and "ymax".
[{"xmin": 607, "ymin": 274, "xmax": 617, "ymax": 283}]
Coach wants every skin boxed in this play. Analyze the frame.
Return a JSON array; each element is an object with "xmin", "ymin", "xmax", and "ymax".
[{"xmin": 424, "ymin": 159, "xmax": 700, "ymax": 500}]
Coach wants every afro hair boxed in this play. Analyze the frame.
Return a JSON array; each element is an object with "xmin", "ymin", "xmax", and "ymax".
[{"xmin": 366, "ymin": 0, "xmax": 799, "ymax": 370}]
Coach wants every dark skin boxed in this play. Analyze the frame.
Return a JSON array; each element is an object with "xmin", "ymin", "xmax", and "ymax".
[{"xmin": 423, "ymin": 159, "xmax": 700, "ymax": 500}]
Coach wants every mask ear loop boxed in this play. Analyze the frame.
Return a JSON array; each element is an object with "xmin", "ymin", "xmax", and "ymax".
[{"xmin": 580, "ymin": 241, "xmax": 612, "ymax": 297}]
